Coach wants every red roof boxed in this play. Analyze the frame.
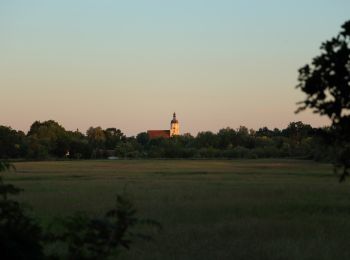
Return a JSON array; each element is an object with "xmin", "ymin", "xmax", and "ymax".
[{"xmin": 147, "ymin": 130, "xmax": 170, "ymax": 139}]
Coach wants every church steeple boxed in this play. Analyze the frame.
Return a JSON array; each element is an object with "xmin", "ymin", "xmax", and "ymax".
[
  {"xmin": 170, "ymin": 112, "xmax": 180, "ymax": 136},
  {"xmin": 171, "ymin": 112, "xmax": 178, "ymax": 123}
]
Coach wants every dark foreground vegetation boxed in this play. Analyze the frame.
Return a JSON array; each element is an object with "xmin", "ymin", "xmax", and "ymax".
[
  {"xmin": 0, "ymin": 161, "xmax": 160, "ymax": 260},
  {"xmin": 0, "ymin": 120, "xmax": 335, "ymax": 161},
  {"xmin": 296, "ymin": 20, "xmax": 350, "ymax": 180}
]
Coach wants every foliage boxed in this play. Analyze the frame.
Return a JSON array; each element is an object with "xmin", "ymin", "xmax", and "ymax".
[
  {"xmin": 0, "ymin": 120, "xmax": 335, "ymax": 161},
  {"xmin": 45, "ymin": 195, "xmax": 160, "ymax": 260},
  {"xmin": 296, "ymin": 20, "xmax": 350, "ymax": 180},
  {"xmin": 0, "ymin": 126, "xmax": 26, "ymax": 159},
  {"xmin": 0, "ymin": 161, "xmax": 44, "ymax": 260}
]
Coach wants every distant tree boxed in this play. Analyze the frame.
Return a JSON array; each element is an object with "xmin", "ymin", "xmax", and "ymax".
[
  {"xmin": 0, "ymin": 126, "xmax": 26, "ymax": 158},
  {"xmin": 282, "ymin": 122, "xmax": 313, "ymax": 146},
  {"xmin": 26, "ymin": 136, "xmax": 50, "ymax": 159},
  {"xmin": 136, "ymin": 132, "xmax": 150, "ymax": 146},
  {"xmin": 256, "ymin": 127, "xmax": 274, "ymax": 138},
  {"xmin": 28, "ymin": 120, "xmax": 66, "ymax": 138},
  {"xmin": 116, "ymin": 141, "xmax": 138, "ymax": 158},
  {"xmin": 217, "ymin": 127, "xmax": 237, "ymax": 149},
  {"xmin": 273, "ymin": 128, "xmax": 282, "ymax": 136},
  {"xmin": 296, "ymin": 20, "xmax": 350, "ymax": 180},
  {"xmin": 104, "ymin": 128, "xmax": 126, "ymax": 149},
  {"xmin": 195, "ymin": 131, "xmax": 218, "ymax": 148},
  {"xmin": 236, "ymin": 126, "xmax": 255, "ymax": 148},
  {"xmin": 86, "ymin": 127, "xmax": 106, "ymax": 147},
  {"xmin": 27, "ymin": 120, "xmax": 67, "ymax": 158},
  {"xmin": 237, "ymin": 126, "xmax": 249, "ymax": 136},
  {"xmin": 175, "ymin": 134, "xmax": 195, "ymax": 148}
]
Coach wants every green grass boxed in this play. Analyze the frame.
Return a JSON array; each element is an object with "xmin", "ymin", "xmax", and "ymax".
[{"xmin": 3, "ymin": 159, "xmax": 350, "ymax": 260}]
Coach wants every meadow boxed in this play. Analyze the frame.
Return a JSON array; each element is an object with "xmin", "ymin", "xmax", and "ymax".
[{"xmin": 4, "ymin": 159, "xmax": 350, "ymax": 260}]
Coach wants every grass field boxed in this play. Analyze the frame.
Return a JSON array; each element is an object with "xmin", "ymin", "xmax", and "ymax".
[{"xmin": 4, "ymin": 159, "xmax": 350, "ymax": 260}]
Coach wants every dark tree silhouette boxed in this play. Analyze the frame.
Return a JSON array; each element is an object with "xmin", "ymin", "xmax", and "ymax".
[
  {"xmin": 297, "ymin": 20, "xmax": 350, "ymax": 180},
  {"xmin": 0, "ymin": 162, "xmax": 44, "ymax": 260}
]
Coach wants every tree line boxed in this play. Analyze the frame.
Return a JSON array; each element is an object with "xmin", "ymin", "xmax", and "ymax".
[{"xmin": 0, "ymin": 120, "xmax": 335, "ymax": 161}]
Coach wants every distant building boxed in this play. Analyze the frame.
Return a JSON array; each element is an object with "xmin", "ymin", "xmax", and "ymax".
[
  {"xmin": 147, "ymin": 113, "xmax": 180, "ymax": 139},
  {"xmin": 170, "ymin": 112, "xmax": 180, "ymax": 136},
  {"xmin": 147, "ymin": 130, "xmax": 171, "ymax": 139}
]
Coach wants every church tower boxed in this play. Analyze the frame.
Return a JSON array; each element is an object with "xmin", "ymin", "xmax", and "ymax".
[{"xmin": 170, "ymin": 112, "xmax": 180, "ymax": 136}]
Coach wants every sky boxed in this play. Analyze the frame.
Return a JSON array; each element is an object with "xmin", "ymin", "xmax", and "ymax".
[{"xmin": 1, "ymin": 0, "xmax": 349, "ymax": 136}]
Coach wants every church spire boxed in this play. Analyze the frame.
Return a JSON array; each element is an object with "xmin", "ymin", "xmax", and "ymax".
[
  {"xmin": 171, "ymin": 112, "xmax": 178, "ymax": 124},
  {"xmin": 170, "ymin": 112, "xmax": 180, "ymax": 136}
]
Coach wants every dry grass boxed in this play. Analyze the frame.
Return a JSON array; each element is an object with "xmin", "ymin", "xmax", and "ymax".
[{"xmin": 3, "ymin": 159, "xmax": 350, "ymax": 260}]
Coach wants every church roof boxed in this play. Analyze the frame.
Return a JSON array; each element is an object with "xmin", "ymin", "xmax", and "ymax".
[{"xmin": 147, "ymin": 130, "xmax": 171, "ymax": 139}]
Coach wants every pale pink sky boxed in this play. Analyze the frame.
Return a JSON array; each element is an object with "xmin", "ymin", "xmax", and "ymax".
[{"xmin": 1, "ymin": 1, "xmax": 344, "ymax": 135}]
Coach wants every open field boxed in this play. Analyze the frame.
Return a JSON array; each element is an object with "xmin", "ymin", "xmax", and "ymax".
[{"xmin": 4, "ymin": 159, "xmax": 350, "ymax": 260}]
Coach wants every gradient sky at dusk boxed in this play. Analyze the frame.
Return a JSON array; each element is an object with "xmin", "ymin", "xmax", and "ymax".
[{"xmin": 1, "ymin": 1, "xmax": 349, "ymax": 135}]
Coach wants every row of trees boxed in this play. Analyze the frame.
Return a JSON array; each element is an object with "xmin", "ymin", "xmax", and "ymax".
[{"xmin": 0, "ymin": 120, "xmax": 334, "ymax": 161}]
